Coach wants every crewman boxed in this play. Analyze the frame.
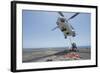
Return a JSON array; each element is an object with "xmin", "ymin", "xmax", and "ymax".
[{"xmin": 71, "ymin": 42, "xmax": 77, "ymax": 51}]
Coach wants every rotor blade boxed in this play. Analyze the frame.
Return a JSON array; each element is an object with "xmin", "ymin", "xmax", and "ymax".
[
  {"xmin": 51, "ymin": 26, "xmax": 59, "ymax": 31},
  {"xmin": 68, "ymin": 13, "xmax": 79, "ymax": 21},
  {"xmin": 58, "ymin": 12, "xmax": 64, "ymax": 17}
]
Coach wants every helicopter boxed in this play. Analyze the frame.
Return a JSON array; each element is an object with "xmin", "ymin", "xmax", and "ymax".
[{"xmin": 52, "ymin": 12, "xmax": 79, "ymax": 39}]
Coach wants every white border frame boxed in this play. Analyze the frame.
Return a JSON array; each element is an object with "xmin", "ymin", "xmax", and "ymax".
[{"xmin": 14, "ymin": 2, "xmax": 97, "ymax": 70}]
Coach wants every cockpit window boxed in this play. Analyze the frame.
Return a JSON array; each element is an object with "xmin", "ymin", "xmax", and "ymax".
[{"xmin": 60, "ymin": 18, "xmax": 65, "ymax": 22}]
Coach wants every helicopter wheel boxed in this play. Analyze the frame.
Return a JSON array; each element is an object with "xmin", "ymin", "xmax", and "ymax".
[{"xmin": 64, "ymin": 36, "xmax": 67, "ymax": 39}]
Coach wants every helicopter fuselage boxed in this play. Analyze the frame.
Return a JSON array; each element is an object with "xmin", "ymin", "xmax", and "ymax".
[{"xmin": 56, "ymin": 17, "xmax": 76, "ymax": 38}]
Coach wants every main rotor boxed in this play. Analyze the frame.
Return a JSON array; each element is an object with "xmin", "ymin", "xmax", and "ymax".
[{"xmin": 58, "ymin": 11, "xmax": 80, "ymax": 21}]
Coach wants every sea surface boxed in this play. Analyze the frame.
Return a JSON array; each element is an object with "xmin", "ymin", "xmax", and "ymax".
[
  {"xmin": 22, "ymin": 46, "xmax": 91, "ymax": 62},
  {"xmin": 23, "ymin": 46, "xmax": 90, "ymax": 52}
]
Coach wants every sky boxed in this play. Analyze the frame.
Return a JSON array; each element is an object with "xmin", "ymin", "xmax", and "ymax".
[{"xmin": 22, "ymin": 10, "xmax": 91, "ymax": 48}]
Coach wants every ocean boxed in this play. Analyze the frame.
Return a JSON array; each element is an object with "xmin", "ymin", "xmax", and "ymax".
[{"xmin": 23, "ymin": 46, "xmax": 90, "ymax": 52}]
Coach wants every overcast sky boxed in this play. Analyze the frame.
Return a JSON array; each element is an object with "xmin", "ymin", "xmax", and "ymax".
[{"xmin": 22, "ymin": 10, "xmax": 91, "ymax": 48}]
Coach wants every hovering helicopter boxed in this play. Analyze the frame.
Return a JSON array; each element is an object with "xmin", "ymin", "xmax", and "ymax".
[{"xmin": 52, "ymin": 12, "xmax": 79, "ymax": 39}]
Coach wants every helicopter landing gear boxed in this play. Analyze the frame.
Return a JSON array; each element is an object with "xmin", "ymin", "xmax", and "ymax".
[{"xmin": 64, "ymin": 36, "xmax": 67, "ymax": 39}]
